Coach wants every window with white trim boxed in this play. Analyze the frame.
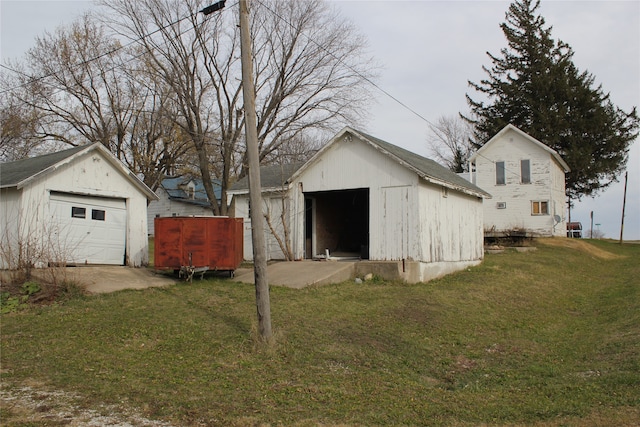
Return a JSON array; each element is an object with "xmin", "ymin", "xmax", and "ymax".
[
  {"xmin": 521, "ymin": 159, "xmax": 531, "ymax": 184},
  {"xmin": 531, "ymin": 201, "xmax": 549, "ymax": 215},
  {"xmin": 496, "ymin": 161, "xmax": 505, "ymax": 185}
]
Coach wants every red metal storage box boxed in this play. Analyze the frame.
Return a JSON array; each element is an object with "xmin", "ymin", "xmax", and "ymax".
[{"xmin": 154, "ymin": 216, "xmax": 243, "ymax": 277}]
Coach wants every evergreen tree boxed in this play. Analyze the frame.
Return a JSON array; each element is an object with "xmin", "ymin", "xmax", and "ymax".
[{"xmin": 465, "ymin": 0, "xmax": 639, "ymax": 202}]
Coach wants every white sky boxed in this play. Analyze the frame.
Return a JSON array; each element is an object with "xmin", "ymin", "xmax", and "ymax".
[{"xmin": 2, "ymin": 0, "xmax": 639, "ymax": 240}]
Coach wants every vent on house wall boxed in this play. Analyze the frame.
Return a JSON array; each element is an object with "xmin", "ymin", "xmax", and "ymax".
[{"xmin": 496, "ymin": 202, "xmax": 507, "ymax": 209}]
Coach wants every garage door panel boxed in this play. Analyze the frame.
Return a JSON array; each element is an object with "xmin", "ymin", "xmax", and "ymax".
[{"xmin": 49, "ymin": 193, "xmax": 126, "ymax": 265}]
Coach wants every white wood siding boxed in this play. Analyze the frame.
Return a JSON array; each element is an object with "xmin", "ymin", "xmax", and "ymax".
[
  {"xmin": 2, "ymin": 150, "xmax": 151, "ymax": 267},
  {"xmin": 417, "ymin": 182, "xmax": 484, "ymax": 262},
  {"xmin": 291, "ymin": 135, "xmax": 420, "ymax": 261},
  {"xmin": 291, "ymin": 133, "xmax": 483, "ymax": 264},
  {"xmin": 0, "ymin": 188, "xmax": 24, "ymax": 269},
  {"xmin": 233, "ymin": 130, "xmax": 486, "ymax": 279},
  {"xmin": 234, "ymin": 194, "xmax": 288, "ymax": 261},
  {"xmin": 296, "ymin": 135, "xmax": 418, "ymax": 192},
  {"xmin": 381, "ymin": 186, "xmax": 411, "ymax": 260},
  {"xmin": 475, "ymin": 129, "xmax": 566, "ymax": 236}
]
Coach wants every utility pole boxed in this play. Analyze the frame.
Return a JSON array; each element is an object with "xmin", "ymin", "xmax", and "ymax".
[
  {"xmin": 239, "ymin": 0, "xmax": 272, "ymax": 340},
  {"xmin": 619, "ymin": 171, "xmax": 628, "ymax": 244}
]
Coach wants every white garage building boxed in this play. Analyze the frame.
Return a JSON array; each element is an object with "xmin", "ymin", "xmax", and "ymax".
[
  {"xmin": 0, "ymin": 143, "xmax": 158, "ymax": 268},
  {"xmin": 230, "ymin": 127, "xmax": 490, "ymax": 283}
]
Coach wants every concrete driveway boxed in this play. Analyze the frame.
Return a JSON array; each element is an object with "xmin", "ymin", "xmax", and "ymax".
[
  {"xmin": 67, "ymin": 266, "xmax": 178, "ymax": 294},
  {"xmin": 63, "ymin": 260, "xmax": 357, "ymax": 294},
  {"xmin": 233, "ymin": 260, "xmax": 356, "ymax": 289}
]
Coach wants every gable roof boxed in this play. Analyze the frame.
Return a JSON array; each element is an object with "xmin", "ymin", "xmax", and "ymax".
[
  {"xmin": 228, "ymin": 162, "xmax": 305, "ymax": 194},
  {"xmin": 0, "ymin": 143, "xmax": 158, "ymax": 200},
  {"xmin": 291, "ymin": 127, "xmax": 490, "ymax": 198},
  {"xmin": 1, "ymin": 145, "xmax": 87, "ymax": 188},
  {"xmin": 159, "ymin": 176, "xmax": 222, "ymax": 207},
  {"xmin": 469, "ymin": 124, "xmax": 570, "ymax": 172}
]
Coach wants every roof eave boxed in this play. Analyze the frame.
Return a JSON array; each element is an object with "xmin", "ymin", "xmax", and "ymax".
[
  {"xmin": 352, "ymin": 129, "xmax": 491, "ymax": 199},
  {"xmin": 15, "ymin": 152, "xmax": 85, "ymax": 190},
  {"xmin": 417, "ymin": 173, "xmax": 491, "ymax": 198},
  {"xmin": 10, "ymin": 143, "xmax": 158, "ymax": 201},
  {"xmin": 228, "ymin": 184, "xmax": 291, "ymax": 196}
]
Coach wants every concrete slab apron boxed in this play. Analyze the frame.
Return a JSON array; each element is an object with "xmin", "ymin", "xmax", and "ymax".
[
  {"xmin": 233, "ymin": 260, "xmax": 356, "ymax": 289},
  {"xmin": 68, "ymin": 266, "xmax": 178, "ymax": 294}
]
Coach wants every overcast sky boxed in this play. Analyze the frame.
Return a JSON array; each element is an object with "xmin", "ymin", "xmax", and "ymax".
[{"xmin": 2, "ymin": 0, "xmax": 638, "ymax": 240}]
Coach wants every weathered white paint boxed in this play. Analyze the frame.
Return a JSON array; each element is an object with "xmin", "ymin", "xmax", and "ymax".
[
  {"xmin": 287, "ymin": 132, "xmax": 484, "ymax": 265},
  {"xmin": 0, "ymin": 145, "xmax": 157, "ymax": 268},
  {"xmin": 295, "ymin": 130, "xmax": 485, "ymax": 282},
  {"xmin": 231, "ymin": 128, "xmax": 487, "ymax": 282},
  {"xmin": 234, "ymin": 193, "xmax": 288, "ymax": 261},
  {"xmin": 147, "ymin": 186, "xmax": 212, "ymax": 235},
  {"xmin": 469, "ymin": 125, "xmax": 569, "ymax": 237}
]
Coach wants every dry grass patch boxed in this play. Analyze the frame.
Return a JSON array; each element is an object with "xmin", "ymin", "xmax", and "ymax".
[{"xmin": 537, "ymin": 237, "xmax": 623, "ymax": 260}]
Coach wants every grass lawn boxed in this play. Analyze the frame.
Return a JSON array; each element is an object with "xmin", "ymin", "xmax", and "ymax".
[{"xmin": 1, "ymin": 239, "xmax": 638, "ymax": 426}]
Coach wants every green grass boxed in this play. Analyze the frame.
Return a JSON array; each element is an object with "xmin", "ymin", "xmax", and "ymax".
[{"xmin": 1, "ymin": 239, "xmax": 639, "ymax": 426}]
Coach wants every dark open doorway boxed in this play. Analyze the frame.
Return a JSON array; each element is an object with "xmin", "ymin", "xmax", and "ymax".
[{"xmin": 304, "ymin": 188, "xmax": 369, "ymax": 259}]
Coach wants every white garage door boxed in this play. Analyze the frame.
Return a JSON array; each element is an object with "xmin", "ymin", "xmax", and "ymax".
[{"xmin": 50, "ymin": 193, "xmax": 126, "ymax": 265}]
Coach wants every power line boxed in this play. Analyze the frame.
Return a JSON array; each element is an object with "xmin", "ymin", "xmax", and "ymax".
[
  {"xmin": 3, "ymin": 0, "xmax": 433, "ymax": 132},
  {"xmin": 255, "ymin": 0, "xmax": 531, "ymax": 181},
  {"xmin": 253, "ymin": 0, "xmax": 438, "ymax": 130},
  {"xmin": 0, "ymin": 3, "xmax": 235, "ymax": 96}
]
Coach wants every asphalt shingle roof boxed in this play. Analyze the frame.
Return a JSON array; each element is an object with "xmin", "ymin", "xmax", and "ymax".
[
  {"xmin": 0, "ymin": 145, "xmax": 88, "ymax": 188},
  {"xmin": 229, "ymin": 162, "xmax": 305, "ymax": 192},
  {"xmin": 355, "ymin": 129, "xmax": 489, "ymax": 197}
]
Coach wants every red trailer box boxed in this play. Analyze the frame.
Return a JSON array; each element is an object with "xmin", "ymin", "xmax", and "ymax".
[{"xmin": 154, "ymin": 216, "xmax": 243, "ymax": 278}]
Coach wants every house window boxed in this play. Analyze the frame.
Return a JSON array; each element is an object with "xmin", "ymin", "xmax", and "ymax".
[
  {"xmin": 496, "ymin": 161, "xmax": 505, "ymax": 185},
  {"xmin": 92, "ymin": 209, "xmax": 106, "ymax": 221},
  {"xmin": 531, "ymin": 201, "xmax": 549, "ymax": 215},
  {"xmin": 71, "ymin": 207, "xmax": 86, "ymax": 218},
  {"xmin": 521, "ymin": 159, "xmax": 531, "ymax": 184}
]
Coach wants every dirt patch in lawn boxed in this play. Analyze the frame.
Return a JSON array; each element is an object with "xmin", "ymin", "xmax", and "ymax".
[{"xmin": 0, "ymin": 379, "xmax": 174, "ymax": 427}]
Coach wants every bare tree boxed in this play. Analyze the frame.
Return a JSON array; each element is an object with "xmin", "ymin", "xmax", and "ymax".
[
  {"xmin": 99, "ymin": 0, "xmax": 227, "ymax": 214},
  {"xmin": 99, "ymin": 0, "xmax": 376, "ymax": 215},
  {"xmin": 4, "ymin": 0, "xmax": 375, "ymax": 209},
  {"xmin": 3, "ymin": 15, "xmax": 190, "ymax": 189},
  {"xmin": 0, "ymin": 98, "xmax": 42, "ymax": 161},
  {"xmin": 122, "ymin": 63, "xmax": 195, "ymax": 191},
  {"xmin": 427, "ymin": 115, "xmax": 475, "ymax": 173},
  {"xmin": 17, "ymin": 15, "xmax": 129, "ymax": 149},
  {"xmin": 0, "ymin": 66, "xmax": 55, "ymax": 161}
]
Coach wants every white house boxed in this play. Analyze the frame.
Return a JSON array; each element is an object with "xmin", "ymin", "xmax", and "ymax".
[
  {"xmin": 0, "ymin": 143, "xmax": 158, "ymax": 268},
  {"xmin": 229, "ymin": 127, "xmax": 490, "ymax": 283},
  {"xmin": 466, "ymin": 124, "xmax": 570, "ymax": 237},
  {"xmin": 147, "ymin": 177, "xmax": 221, "ymax": 235}
]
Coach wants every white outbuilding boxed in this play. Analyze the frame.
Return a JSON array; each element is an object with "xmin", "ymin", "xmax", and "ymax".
[
  {"xmin": 0, "ymin": 143, "xmax": 158, "ymax": 268},
  {"xmin": 230, "ymin": 127, "xmax": 490, "ymax": 283}
]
